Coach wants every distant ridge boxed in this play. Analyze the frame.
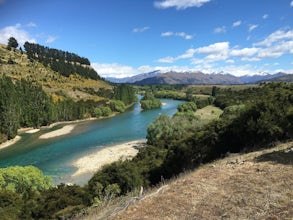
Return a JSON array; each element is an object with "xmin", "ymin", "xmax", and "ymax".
[
  {"xmin": 106, "ymin": 71, "xmax": 288, "ymax": 85},
  {"xmin": 257, "ymin": 73, "xmax": 293, "ymax": 83},
  {"xmin": 106, "ymin": 70, "xmax": 161, "ymax": 83},
  {"xmin": 239, "ymin": 72, "xmax": 286, "ymax": 84}
]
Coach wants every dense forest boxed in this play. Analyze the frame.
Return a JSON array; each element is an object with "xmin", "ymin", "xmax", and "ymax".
[
  {"xmin": 1, "ymin": 82, "xmax": 292, "ymax": 219},
  {"xmin": 0, "ymin": 76, "xmax": 136, "ymax": 144},
  {"xmin": 23, "ymin": 42, "xmax": 100, "ymax": 80}
]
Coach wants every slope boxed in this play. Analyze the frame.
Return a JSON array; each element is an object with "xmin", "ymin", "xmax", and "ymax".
[
  {"xmin": 0, "ymin": 44, "xmax": 112, "ymax": 101},
  {"xmin": 82, "ymin": 141, "xmax": 293, "ymax": 220}
]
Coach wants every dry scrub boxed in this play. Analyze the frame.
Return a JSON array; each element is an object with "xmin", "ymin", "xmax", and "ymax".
[{"xmin": 80, "ymin": 141, "xmax": 293, "ymax": 220}]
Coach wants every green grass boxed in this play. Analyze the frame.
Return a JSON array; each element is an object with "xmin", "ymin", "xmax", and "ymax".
[{"xmin": 194, "ymin": 105, "xmax": 223, "ymax": 122}]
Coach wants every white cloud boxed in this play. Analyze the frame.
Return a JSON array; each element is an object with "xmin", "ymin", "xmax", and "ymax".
[
  {"xmin": 226, "ymin": 59, "xmax": 235, "ymax": 64},
  {"xmin": 92, "ymin": 63, "xmax": 202, "ymax": 78},
  {"xmin": 154, "ymin": 0, "xmax": 211, "ymax": 10},
  {"xmin": 92, "ymin": 63, "xmax": 138, "ymax": 78},
  {"xmin": 248, "ymin": 24, "xmax": 258, "ymax": 32},
  {"xmin": 156, "ymin": 48, "xmax": 195, "ymax": 63},
  {"xmin": 232, "ymin": 20, "xmax": 241, "ymax": 27},
  {"xmin": 0, "ymin": 24, "xmax": 36, "ymax": 46},
  {"xmin": 290, "ymin": 0, "xmax": 293, "ymax": 7},
  {"xmin": 254, "ymin": 29, "xmax": 293, "ymax": 47},
  {"xmin": 161, "ymin": 31, "xmax": 173, "ymax": 37},
  {"xmin": 177, "ymin": 48, "xmax": 196, "ymax": 59},
  {"xmin": 193, "ymin": 42, "xmax": 230, "ymax": 63},
  {"xmin": 161, "ymin": 31, "xmax": 193, "ymax": 39},
  {"xmin": 132, "ymin": 26, "xmax": 150, "ymax": 33},
  {"xmin": 262, "ymin": 14, "xmax": 268, "ymax": 19},
  {"xmin": 214, "ymin": 26, "xmax": 226, "ymax": 33},
  {"xmin": 230, "ymin": 47, "xmax": 259, "ymax": 57},
  {"xmin": 45, "ymin": 36, "xmax": 57, "ymax": 43},
  {"xmin": 196, "ymin": 42, "xmax": 229, "ymax": 54}
]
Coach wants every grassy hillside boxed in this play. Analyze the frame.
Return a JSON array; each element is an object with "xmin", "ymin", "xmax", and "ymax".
[
  {"xmin": 81, "ymin": 141, "xmax": 293, "ymax": 220},
  {"xmin": 0, "ymin": 44, "xmax": 112, "ymax": 101}
]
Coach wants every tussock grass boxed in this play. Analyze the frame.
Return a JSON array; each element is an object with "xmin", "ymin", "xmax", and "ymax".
[
  {"xmin": 82, "ymin": 141, "xmax": 293, "ymax": 220},
  {"xmin": 0, "ymin": 44, "xmax": 111, "ymax": 101}
]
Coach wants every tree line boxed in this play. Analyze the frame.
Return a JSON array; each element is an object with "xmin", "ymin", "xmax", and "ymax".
[
  {"xmin": 0, "ymin": 76, "xmax": 136, "ymax": 144},
  {"xmin": 23, "ymin": 42, "xmax": 100, "ymax": 80}
]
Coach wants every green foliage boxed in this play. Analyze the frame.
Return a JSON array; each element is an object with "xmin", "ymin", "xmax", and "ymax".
[
  {"xmin": 177, "ymin": 102, "xmax": 197, "ymax": 112},
  {"xmin": 101, "ymin": 106, "xmax": 112, "ymax": 116},
  {"xmin": 7, "ymin": 37, "xmax": 18, "ymax": 50},
  {"xmin": 114, "ymin": 84, "xmax": 137, "ymax": 105},
  {"xmin": 0, "ymin": 166, "xmax": 52, "ymax": 195},
  {"xmin": 0, "ymin": 76, "xmax": 109, "ymax": 143},
  {"xmin": 89, "ymin": 160, "xmax": 143, "ymax": 195},
  {"xmin": 140, "ymin": 99, "xmax": 161, "ymax": 110},
  {"xmin": 146, "ymin": 113, "xmax": 200, "ymax": 148},
  {"xmin": 110, "ymin": 100, "xmax": 126, "ymax": 113},
  {"xmin": 94, "ymin": 107, "xmax": 103, "ymax": 118},
  {"xmin": 23, "ymin": 42, "xmax": 100, "ymax": 80},
  {"xmin": 140, "ymin": 92, "xmax": 162, "ymax": 110},
  {"xmin": 34, "ymin": 184, "xmax": 91, "ymax": 219},
  {"xmin": 0, "ymin": 190, "xmax": 24, "ymax": 220}
]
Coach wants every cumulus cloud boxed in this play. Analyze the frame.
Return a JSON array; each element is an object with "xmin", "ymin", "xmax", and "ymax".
[
  {"xmin": 230, "ymin": 47, "xmax": 259, "ymax": 57},
  {"xmin": 132, "ymin": 26, "xmax": 150, "ymax": 33},
  {"xmin": 248, "ymin": 24, "xmax": 258, "ymax": 32},
  {"xmin": 196, "ymin": 42, "xmax": 229, "ymax": 54},
  {"xmin": 92, "ymin": 63, "xmax": 138, "ymax": 78},
  {"xmin": 156, "ymin": 48, "xmax": 195, "ymax": 63},
  {"xmin": 154, "ymin": 0, "xmax": 211, "ymax": 10},
  {"xmin": 290, "ymin": 1, "xmax": 293, "ymax": 7},
  {"xmin": 161, "ymin": 31, "xmax": 193, "ymax": 39},
  {"xmin": 232, "ymin": 20, "xmax": 241, "ymax": 27},
  {"xmin": 254, "ymin": 29, "xmax": 293, "ymax": 47},
  {"xmin": 26, "ymin": 22, "xmax": 37, "ymax": 28},
  {"xmin": 214, "ymin": 26, "xmax": 226, "ymax": 33},
  {"xmin": 0, "ymin": 24, "xmax": 36, "ymax": 46}
]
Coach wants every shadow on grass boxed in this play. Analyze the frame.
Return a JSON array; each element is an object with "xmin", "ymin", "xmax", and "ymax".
[{"xmin": 254, "ymin": 147, "xmax": 293, "ymax": 165}]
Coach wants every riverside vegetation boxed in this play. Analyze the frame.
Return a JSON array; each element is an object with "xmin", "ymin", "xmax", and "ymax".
[{"xmin": 1, "ymin": 39, "xmax": 293, "ymax": 219}]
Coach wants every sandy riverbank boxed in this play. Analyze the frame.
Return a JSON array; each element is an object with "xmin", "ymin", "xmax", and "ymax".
[
  {"xmin": 0, "ymin": 135, "xmax": 21, "ymax": 150},
  {"xmin": 39, "ymin": 125, "xmax": 76, "ymax": 139},
  {"xmin": 72, "ymin": 140, "xmax": 146, "ymax": 177}
]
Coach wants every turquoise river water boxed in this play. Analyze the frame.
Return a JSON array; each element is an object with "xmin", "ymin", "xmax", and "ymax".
[{"xmin": 0, "ymin": 98, "xmax": 184, "ymax": 185}]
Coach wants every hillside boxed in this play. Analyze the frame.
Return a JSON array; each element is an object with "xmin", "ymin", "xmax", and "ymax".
[
  {"xmin": 134, "ymin": 71, "xmax": 243, "ymax": 85},
  {"xmin": 0, "ymin": 43, "xmax": 112, "ymax": 101},
  {"xmin": 81, "ymin": 141, "xmax": 293, "ymax": 220},
  {"xmin": 258, "ymin": 74, "xmax": 293, "ymax": 83}
]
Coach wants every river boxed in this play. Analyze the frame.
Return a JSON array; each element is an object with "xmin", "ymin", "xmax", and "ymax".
[{"xmin": 0, "ymin": 98, "xmax": 184, "ymax": 185}]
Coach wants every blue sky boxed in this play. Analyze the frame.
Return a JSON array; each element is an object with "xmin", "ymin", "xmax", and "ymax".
[{"xmin": 1, "ymin": 0, "xmax": 293, "ymax": 78}]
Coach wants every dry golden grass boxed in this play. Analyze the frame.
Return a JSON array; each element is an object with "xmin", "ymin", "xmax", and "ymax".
[
  {"xmin": 80, "ymin": 141, "xmax": 293, "ymax": 220},
  {"xmin": 0, "ymin": 44, "xmax": 111, "ymax": 101}
]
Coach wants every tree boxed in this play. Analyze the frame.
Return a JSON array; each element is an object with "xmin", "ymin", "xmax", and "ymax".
[
  {"xmin": 7, "ymin": 37, "xmax": 18, "ymax": 50},
  {"xmin": 0, "ymin": 166, "xmax": 52, "ymax": 195}
]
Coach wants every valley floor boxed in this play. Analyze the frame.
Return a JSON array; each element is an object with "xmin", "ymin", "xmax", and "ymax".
[{"xmin": 81, "ymin": 141, "xmax": 293, "ymax": 220}]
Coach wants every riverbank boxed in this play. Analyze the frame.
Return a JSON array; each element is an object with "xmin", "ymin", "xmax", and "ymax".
[
  {"xmin": 72, "ymin": 140, "xmax": 146, "ymax": 177},
  {"xmin": 39, "ymin": 124, "xmax": 76, "ymax": 139},
  {"xmin": 0, "ymin": 136, "xmax": 21, "ymax": 150}
]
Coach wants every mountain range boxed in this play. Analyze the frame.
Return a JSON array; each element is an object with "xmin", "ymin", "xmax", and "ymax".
[{"xmin": 106, "ymin": 71, "xmax": 289, "ymax": 85}]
